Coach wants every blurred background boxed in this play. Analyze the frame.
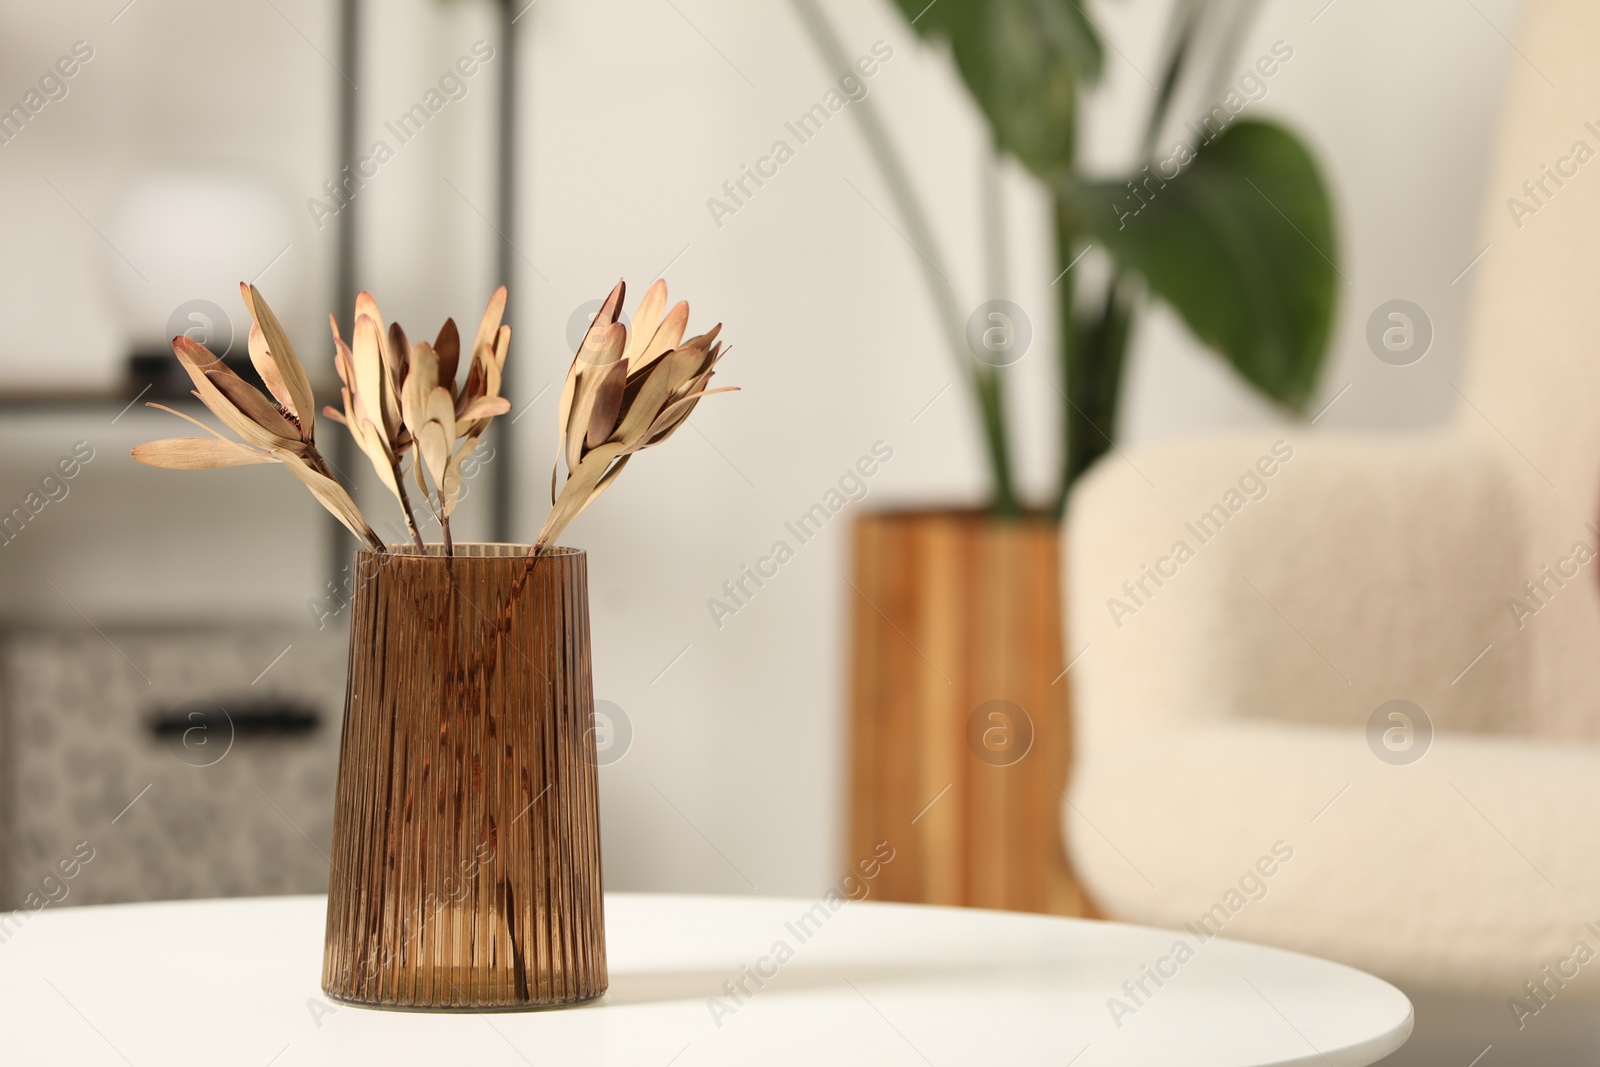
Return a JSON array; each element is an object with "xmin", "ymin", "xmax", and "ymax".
[{"xmin": 10, "ymin": 0, "xmax": 1600, "ymax": 1062}]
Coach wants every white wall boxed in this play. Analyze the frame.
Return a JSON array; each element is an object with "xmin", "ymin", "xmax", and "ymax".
[{"xmin": 0, "ymin": 0, "xmax": 1519, "ymax": 896}]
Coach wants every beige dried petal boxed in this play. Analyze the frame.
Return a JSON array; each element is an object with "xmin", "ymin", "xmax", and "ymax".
[
  {"xmin": 352, "ymin": 301, "xmax": 406, "ymax": 439},
  {"xmin": 171, "ymin": 338, "xmax": 292, "ymax": 452},
  {"xmin": 554, "ymin": 285, "xmax": 624, "ymax": 492},
  {"xmin": 206, "ymin": 369, "xmax": 302, "ymax": 446},
  {"xmin": 354, "ymin": 291, "xmax": 392, "ymax": 403},
  {"xmin": 663, "ymin": 342, "xmax": 714, "ymax": 397},
  {"xmin": 680, "ymin": 323, "xmax": 723, "ymax": 358},
  {"xmin": 536, "ymin": 440, "xmax": 628, "ymax": 551},
  {"xmin": 565, "ymin": 322, "xmax": 625, "ymax": 474},
  {"xmin": 387, "ymin": 321, "xmax": 411, "ymax": 394},
  {"xmin": 351, "ymin": 314, "xmax": 392, "ymax": 438},
  {"xmin": 586, "ymin": 359, "xmax": 627, "ymax": 449},
  {"xmin": 132, "ymin": 437, "xmax": 277, "ymax": 469},
  {"xmin": 434, "ymin": 318, "xmax": 461, "ymax": 391},
  {"xmin": 487, "ymin": 324, "xmax": 510, "ymax": 396},
  {"xmin": 241, "ymin": 283, "xmax": 316, "ymax": 439},
  {"xmin": 330, "ymin": 318, "xmax": 354, "ymax": 387},
  {"xmin": 643, "ymin": 386, "xmax": 739, "ymax": 446},
  {"xmin": 439, "ymin": 436, "xmax": 481, "ymax": 519},
  {"xmin": 612, "ymin": 355, "xmax": 676, "ymax": 446},
  {"xmin": 582, "ymin": 281, "xmax": 625, "ymax": 348},
  {"xmin": 576, "ymin": 318, "xmax": 625, "ymax": 371},
  {"xmin": 354, "ymin": 415, "xmax": 401, "ymax": 502},
  {"xmin": 354, "ymin": 291, "xmax": 385, "ymax": 336},
  {"xmin": 455, "ymin": 395, "xmax": 510, "ymax": 435},
  {"xmin": 570, "ymin": 452, "xmax": 631, "ymax": 523},
  {"xmin": 621, "ymin": 279, "xmax": 668, "ymax": 366},
  {"xmin": 627, "ymin": 301, "xmax": 690, "ymax": 378},
  {"xmin": 247, "ymin": 323, "xmax": 294, "ymax": 414},
  {"xmin": 416, "ymin": 420, "xmax": 452, "ymax": 492},
  {"xmin": 472, "ymin": 285, "xmax": 508, "ymax": 368},
  {"xmin": 552, "ymin": 356, "xmax": 581, "ymax": 503},
  {"xmin": 404, "ymin": 338, "xmax": 458, "ymax": 496},
  {"xmin": 401, "ymin": 341, "xmax": 440, "ymax": 444},
  {"xmin": 144, "ymin": 401, "xmax": 234, "ymax": 442}
]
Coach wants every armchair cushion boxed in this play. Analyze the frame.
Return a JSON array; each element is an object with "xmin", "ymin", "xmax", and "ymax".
[
  {"xmin": 1067, "ymin": 718, "xmax": 1600, "ymax": 995},
  {"xmin": 1064, "ymin": 433, "xmax": 1539, "ymax": 757}
]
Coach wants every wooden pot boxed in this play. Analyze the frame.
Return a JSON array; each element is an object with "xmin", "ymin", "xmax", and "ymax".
[{"xmin": 847, "ymin": 511, "xmax": 1091, "ymax": 915}]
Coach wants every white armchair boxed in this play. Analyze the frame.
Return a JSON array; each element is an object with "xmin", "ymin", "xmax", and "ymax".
[{"xmin": 1064, "ymin": 0, "xmax": 1600, "ymax": 1032}]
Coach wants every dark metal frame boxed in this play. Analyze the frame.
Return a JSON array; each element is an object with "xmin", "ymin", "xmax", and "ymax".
[{"xmin": 329, "ymin": 0, "xmax": 522, "ymax": 577}]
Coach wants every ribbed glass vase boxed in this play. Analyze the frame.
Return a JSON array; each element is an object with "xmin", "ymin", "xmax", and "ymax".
[{"xmin": 322, "ymin": 544, "xmax": 607, "ymax": 1010}]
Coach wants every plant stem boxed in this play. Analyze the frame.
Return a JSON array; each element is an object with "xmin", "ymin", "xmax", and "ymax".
[
  {"xmin": 1055, "ymin": 194, "xmax": 1133, "ymax": 515},
  {"xmin": 1142, "ymin": 0, "xmax": 1201, "ymax": 159},
  {"xmin": 977, "ymin": 369, "xmax": 1019, "ymax": 517},
  {"xmin": 442, "ymin": 514, "xmax": 454, "ymax": 557},
  {"xmin": 1052, "ymin": 207, "xmax": 1081, "ymax": 518},
  {"xmin": 391, "ymin": 459, "xmax": 426, "ymax": 551},
  {"xmin": 307, "ymin": 445, "xmax": 384, "ymax": 551},
  {"xmin": 981, "ymin": 140, "xmax": 1009, "ymax": 300},
  {"xmin": 1062, "ymin": 291, "xmax": 1128, "ymax": 497},
  {"xmin": 979, "ymin": 142, "xmax": 1020, "ymax": 518},
  {"xmin": 1054, "ymin": 7, "xmax": 1193, "ymax": 514},
  {"xmin": 411, "ymin": 459, "xmax": 445, "ymax": 553}
]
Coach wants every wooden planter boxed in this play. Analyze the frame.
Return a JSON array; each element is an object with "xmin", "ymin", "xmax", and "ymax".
[{"xmin": 847, "ymin": 511, "xmax": 1092, "ymax": 916}]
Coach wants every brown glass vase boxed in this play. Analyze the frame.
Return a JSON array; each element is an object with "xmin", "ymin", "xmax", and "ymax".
[{"xmin": 322, "ymin": 544, "xmax": 607, "ymax": 1010}]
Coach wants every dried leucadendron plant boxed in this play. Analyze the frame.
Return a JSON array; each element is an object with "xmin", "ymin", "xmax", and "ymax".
[
  {"xmin": 536, "ymin": 278, "xmax": 735, "ymax": 554},
  {"xmin": 132, "ymin": 280, "xmax": 735, "ymax": 557},
  {"xmin": 323, "ymin": 288, "xmax": 511, "ymax": 552},
  {"xmin": 132, "ymin": 283, "xmax": 383, "ymax": 550}
]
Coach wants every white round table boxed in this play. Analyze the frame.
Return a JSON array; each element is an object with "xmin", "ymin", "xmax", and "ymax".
[{"xmin": 0, "ymin": 893, "xmax": 1410, "ymax": 1065}]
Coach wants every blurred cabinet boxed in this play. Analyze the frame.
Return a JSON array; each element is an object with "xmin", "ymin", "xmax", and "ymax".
[{"xmin": 1, "ymin": 625, "xmax": 346, "ymax": 907}]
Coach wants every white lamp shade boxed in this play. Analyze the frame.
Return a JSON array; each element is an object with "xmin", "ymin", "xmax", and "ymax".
[{"xmin": 103, "ymin": 171, "xmax": 295, "ymax": 359}]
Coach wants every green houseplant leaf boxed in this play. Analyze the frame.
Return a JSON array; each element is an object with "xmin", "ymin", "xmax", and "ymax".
[
  {"xmin": 891, "ymin": 0, "xmax": 1102, "ymax": 175},
  {"xmin": 807, "ymin": 0, "xmax": 1336, "ymax": 512},
  {"xmin": 1072, "ymin": 119, "xmax": 1337, "ymax": 410}
]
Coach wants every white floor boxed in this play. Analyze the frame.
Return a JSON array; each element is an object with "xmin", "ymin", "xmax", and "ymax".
[{"xmin": 1381, "ymin": 988, "xmax": 1600, "ymax": 1065}]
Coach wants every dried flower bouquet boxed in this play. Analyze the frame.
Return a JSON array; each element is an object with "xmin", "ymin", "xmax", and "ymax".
[{"xmin": 133, "ymin": 280, "xmax": 733, "ymax": 556}]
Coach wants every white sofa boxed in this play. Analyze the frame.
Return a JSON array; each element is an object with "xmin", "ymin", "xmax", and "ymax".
[{"xmin": 1064, "ymin": 0, "xmax": 1600, "ymax": 1054}]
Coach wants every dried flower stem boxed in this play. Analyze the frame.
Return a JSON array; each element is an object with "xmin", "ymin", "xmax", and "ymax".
[
  {"xmin": 305, "ymin": 449, "xmax": 384, "ymax": 552},
  {"xmin": 535, "ymin": 279, "xmax": 735, "ymax": 554},
  {"xmin": 390, "ymin": 457, "xmax": 426, "ymax": 551}
]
